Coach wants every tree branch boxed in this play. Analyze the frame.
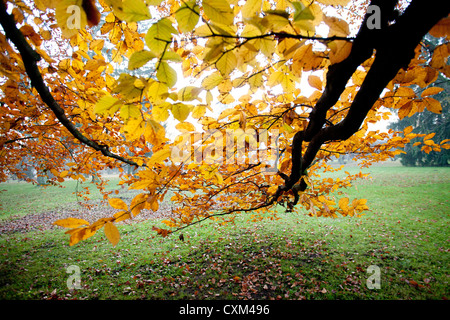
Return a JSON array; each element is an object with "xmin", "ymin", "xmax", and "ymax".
[
  {"xmin": 281, "ymin": 0, "xmax": 449, "ymax": 205},
  {"xmin": 0, "ymin": 1, "xmax": 142, "ymax": 168}
]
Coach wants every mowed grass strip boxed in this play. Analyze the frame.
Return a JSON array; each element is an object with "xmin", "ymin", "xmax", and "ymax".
[{"xmin": 0, "ymin": 164, "xmax": 448, "ymax": 300}]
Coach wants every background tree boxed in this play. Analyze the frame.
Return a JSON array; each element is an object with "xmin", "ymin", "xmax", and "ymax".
[
  {"xmin": 388, "ymin": 35, "xmax": 450, "ymax": 166},
  {"xmin": 0, "ymin": 0, "xmax": 449, "ymax": 246}
]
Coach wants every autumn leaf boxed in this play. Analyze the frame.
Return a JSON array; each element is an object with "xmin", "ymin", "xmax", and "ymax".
[
  {"xmin": 148, "ymin": 146, "xmax": 172, "ymax": 165},
  {"xmin": 108, "ymin": 198, "xmax": 128, "ymax": 211},
  {"xmin": 157, "ymin": 61, "xmax": 177, "ymax": 87},
  {"xmin": 422, "ymin": 97, "xmax": 442, "ymax": 114},
  {"xmin": 171, "ymin": 103, "xmax": 191, "ymax": 121},
  {"xmin": 128, "ymin": 50, "xmax": 157, "ymax": 70},
  {"xmin": 104, "ymin": 221, "xmax": 120, "ymax": 246},
  {"xmin": 109, "ymin": 0, "xmax": 151, "ymax": 22},
  {"xmin": 203, "ymin": 0, "xmax": 234, "ymax": 25},
  {"xmin": 94, "ymin": 94, "xmax": 121, "ymax": 116},
  {"xmin": 308, "ymin": 75, "xmax": 323, "ymax": 91},
  {"xmin": 53, "ymin": 217, "xmax": 90, "ymax": 228},
  {"xmin": 421, "ymin": 87, "xmax": 444, "ymax": 97},
  {"xmin": 3, "ymin": 0, "xmax": 448, "ymax": 248},
  {"xmin": 175, "ymin": 1, "xmax": 200, "ymax": 33},
  {"xmin": 145, "ymin": 18, "xmax": 178, "ymax": 55}
]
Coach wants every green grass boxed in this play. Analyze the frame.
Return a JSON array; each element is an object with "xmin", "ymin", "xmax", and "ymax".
[
  {"xmin": 0, "ymin": 178, "xmax": 122, "ymax": 219},
  {"xmin": 0, "ymin": 164, "xmax": 449, "ymax": 300}
]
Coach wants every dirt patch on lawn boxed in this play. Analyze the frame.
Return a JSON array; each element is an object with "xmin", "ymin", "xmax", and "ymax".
[{"xmin": 0, "ymin": 201, "xmax": 175, "ymax": 234}]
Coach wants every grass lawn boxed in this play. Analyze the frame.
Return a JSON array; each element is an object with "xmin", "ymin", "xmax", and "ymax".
[{"xmin": 0, "ymin": 163, "xmax": 449, "ymax": 300}]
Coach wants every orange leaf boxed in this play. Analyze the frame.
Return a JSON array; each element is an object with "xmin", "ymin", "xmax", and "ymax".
[
  {"xmin": 152, "ymin": 226, "xmax": 171, "ymax": 237},
  {"xmin": 403, "ymin": 126, "xmax": 414, "ymax": 135},
  {"xmin": 104, "ymin": 222, "xmax": 120, "ymax": 246},
  {"xmin": 69, "ymin": 227, "xmax": 97, "ymax": 246},
  {"xmin": 308, "ymin": 75, "xmax": 323, "ymax": 91},
  {"xmin": 108, "ymin": 198, "xmax": 128, "ymax": 211},
  {"xmin": 398, "ymin": 101, "xmax": 413, "ymax": 119},
  {"xmin": 423, "ymin": 132, "xmax": 435, "ymax": 141},
  {"xmin": 53, "ymin": 217, "xmax": 90, "ymax": 228},
  {"xmin": 421, "ymin": 87, "xmax": 444, "ymax": 97},
  {"xmin": 113, "ymin": 210, "xmax": 131, "ymax": 223},
  {"xmin": 423, "ymin": 97, "xmax": 442, "ymax": 114}
]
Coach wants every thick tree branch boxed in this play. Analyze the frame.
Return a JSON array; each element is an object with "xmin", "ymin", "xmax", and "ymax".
[
  {"xmin": 0, "ymin": 1, "xmax": 141, "ymax": 168},
  {"xmin": 280, "ymin": 0, "xmax": 449, "ymax": 206}
]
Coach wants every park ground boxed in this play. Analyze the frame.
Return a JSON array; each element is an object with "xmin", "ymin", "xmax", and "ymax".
[{"xmin": 0, "ymin": 162, "xmax": 448, "ymax": 300}]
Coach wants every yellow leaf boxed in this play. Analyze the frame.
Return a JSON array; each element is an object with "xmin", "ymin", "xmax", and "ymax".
[
  {"xmin": 314, "ymin": 0, "xmax": 350, "ymax": 5},
  {"xmin": 69, "ymin": 227, "xmax": 97, "ymax": 246},
  {"xmin": 144, "ymin": 119, "xmax": 166, "ymax": 145},
  {"xmin": 178, "ymin": 86, "xmax": 203, "ymax": 101},
  {"xmin": 60, "ymin": 170, "xmax": 69, "ymax": 178},
  {"xmin": 119, "ymin": 105, "xmax": 141, "ymax": 120},
  {"xmin": 203, "ymin": 0, "xmax": 234, "ymax": 25},
  {"xmin": 395, "ymin": 87, "xmax": 416, "ymax": 98},
  {"xmin": 123, "ymin": 118, "xmax": 145, "ymax": 140},
  {"xmin": 175, "ymin": 121, "xmax": 196, "ymax": 132},
  {"xmin": 108, "ymin": 198, "xmax": 128, "ymax": 211},
  {"xmin": 338, "ymin": 197, "xmax": 349, "ymax": 210},
  {"xmin": 148, "ymin": 146, "xmax": 172, "ymax": 165},
  {"xmin": 145, "ymin": 80, "xmax": 169, "ymax": 103},
  {"xmin": 308, "ymin": 74, "xmax": 322, "ymax": 91},
  {"xmin": 53, "ymin": 217, "xmax": 89, "ymax": 228},
  {"xmin": 202, "ymin": 71, "xmax": 224, "ymax": 90},
  {"xmin": 421, "ymin": 87, "xmax": 444, "ymax": 97},
  {"xmin": 192, "ymin": 105, "xmax": 207, "ymax": 119},
  {"xmin": 151, "ymin": 102, "xmax": 171, "ymax": 122},
  {"xmin": 104, "ymin": 222, "xmax": 120, "ymax": 246},
  {"xmin": 175, "ymin": 1, "xmax": 200, "ymax": 32},
  {"xmin": 130, "ymin": 193, "xmax": 147, "ymax": 216}
]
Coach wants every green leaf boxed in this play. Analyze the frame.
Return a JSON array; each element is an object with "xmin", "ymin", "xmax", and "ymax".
[
  {"xmin": 201, "ymin": 71, "xmax": 224, "ymax": 90},
  {"xmin": 112, "ymin": 0, "xmax": 151, "ymax": 22},
  {"xmin": 203, "ymin": 0, "xmax": 234, "ymax": 25},
  {"xmin": 157, "ymin": 61, "xmax": 177, "ymax": 88},
  {"xmin": 128, "ymin": 50, "xmax": 156, "ymax": 70},
  {"xmin": 145, "ymin": 18, "xmax": 178, "ymax": 55},
  {"xmin": 292, "ymin": 2, "xmax": 315, "ymax": 22},
  {"xmin": 178, "ymin": 86, "xmax": 203, "ymax": 101},
  {"xmin": 216, "ymin": 51, "xmax": 237, "ymax": 76},
  {"xmin": 161, "ymin": 51, "xmax": 182, "ymax": 62},
  {"xmin": 241, "ymin": 0, "xmax": 263, "ymax": 18},
  {"xmin": 171, "ymin": 103, "xmax": 191, "ymax": 122},
  {"xmin": 175, "ymin": 1, "xmax": 200, "ymax": 33},
  {"xmin": 94, "ymin": 94, "xmax": 121, "ymax": 115},
  {"xmin": 119, "ymin": 105, "xmax": 141, "ymax": 121}
]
